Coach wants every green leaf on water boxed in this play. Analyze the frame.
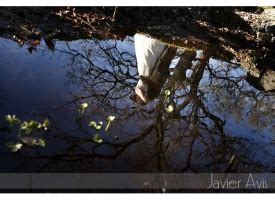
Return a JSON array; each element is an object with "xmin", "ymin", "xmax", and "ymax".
[
  {"xmin": 29, "ymin": 120, "xmax": 39, "ymax": 128},
  {"xmin": 164, "ymin": 90, "xmax": 171, "ymax": 96},
  {"xmin": 98, "ymin": 121, "xmax": 103, "ymax": 126},
  {"xmin": 20, "ymin": 121, "xmax": 28, "ymax": 130},
  {"xmin": 80, "ymin": 103, "xmax": 88, "ymax": 109},
  {"xmin": 89, "ymin": 121, "xmax": 103, "ymax": 130},
  {"xmin": 89, "ymin": 121, "xmax": 97, "ymax": 129},
  {"xmin": 38, "ymin": 138, "xmax": 46, "ymax": 147},
  {"xmin": 5, "ymin": 114, "xmax": 20, "ymax": 125},
  {"xmin": 96, "ymin": 121, "xmax": 103, "ymax": 130},
  {"xmin": 38, "ymin": 119, "xmax": 50, "ymax": 131},
  {"xmin": 105, "ymin": 116, "xmax": 116, "ymax": 131},
  {"xmin": 20, "ymin": 120, "xmax": 39, "ymax": 134},
  {"xmin": 92, "ymin": 133, "xmax": 103, "ymax": 144},
  {"xmin": 79, "ymin": 103, "xmax": 89, "ymax": 117},
  {"xmin": 7, "ymin": 142, "xmax": 23, "ymax": 152},
  {"xmin": 166, "ymin": 105, "xmax": 174, "ymax": 113},
  {"xmin": 107, "ymin": 116, "xmax": 115, "ymax": 122}
]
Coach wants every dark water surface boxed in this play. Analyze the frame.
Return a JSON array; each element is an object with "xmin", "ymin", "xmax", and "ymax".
[{"xmin": 0, "ymin": 37, "xmax": 274, "ymax": 173}]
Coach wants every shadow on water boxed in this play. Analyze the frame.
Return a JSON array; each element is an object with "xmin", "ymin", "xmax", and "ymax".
[{"xmin": 0, "ymin": 36, "xmax": 274, "ymax": 173}]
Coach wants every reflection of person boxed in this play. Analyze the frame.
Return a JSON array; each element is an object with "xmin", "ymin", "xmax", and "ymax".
[{"xmin": 131, "ymin": 34, "xmax": 177, "ymax": 105}]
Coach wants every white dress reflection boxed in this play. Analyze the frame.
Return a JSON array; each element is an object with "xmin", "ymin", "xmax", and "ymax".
[{"xmin": 131, "ymin": 34, "xmax": 177, "ymax": 105}]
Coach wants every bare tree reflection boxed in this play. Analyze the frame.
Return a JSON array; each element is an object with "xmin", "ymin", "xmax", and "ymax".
[{"xmin": 9, "ymin": 36, "xmax": 274, "ymax": 173}]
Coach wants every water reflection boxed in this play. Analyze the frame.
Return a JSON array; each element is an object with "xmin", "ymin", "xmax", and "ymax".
[
  {"xmin": 0, "ymin": 35, "xmax": 274, "ymax": 173},
  {"xmin": 132, "ymin": 34, "xmax": 177, "ymax": 104}
]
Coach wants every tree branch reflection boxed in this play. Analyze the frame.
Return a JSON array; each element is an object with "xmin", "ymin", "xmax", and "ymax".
[{"xmin": 14, "ymin": 37, "xmax": 274, "ymax": 173}]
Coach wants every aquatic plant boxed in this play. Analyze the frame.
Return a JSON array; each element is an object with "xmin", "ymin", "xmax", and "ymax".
[
  {"xmin": 88, "ymin": 120, "xmax": 104, "ymax": 143},
  {"xmin": 20, "ymin": 120, "xmax": 39, "ymax": 135},
  {"xmin": 166, "ymin": 105, "xmax": 174, "ymax": 113},
  {"xmin": 20, "ymin": 118, "xmax": 49, "ymax": 134},
  {"xmin": 89, "ymin": 121, "xmax": 103, "ymax": 130},
  {"xmin": 164, "ymin": 89, "xmax": 171, "ymax": 102},
  {"xmin": 88, "ymin": 116, "xmax": 115, "ymax": 143},
  {"xmin": 89, "ymin": 121, "xmax": 97, "ymax": 128},
  {"xmin": 37, "ymin": 138, "xmax": 46, "ymax": 147},
  {"xmin": 92, "ymin": 133, "xmax": 103, "ymax": 144},
  {"xmin": 38, "ymin": 119, "xmax": 50, "ymax": 131},
  {"xmin": 79, "ymin": 102, "xmax": 89, "ymax": 117},
  {"xmin": 7, "ymin": 142, "xmax": 23, "ymax": 152},
  {"xmin": 164, "ymin": 90, "xmax": 171, "ymax": 96},
  {"xmin": 5, "ymin": 115, "xmax": 20, "ymax": 126},
  {"xmin": 105, "ymin": 115, "xmax": 115, "ymax": 131},
  {"xmin": 20, "ymin": 137, "xmax": 46, "ymax": 147},
  {"xmin": 3, "ymin": 115, "xmax": 49, "ymax": 152},
  {"xmin": 97, "ymin": 121, "xmax": 103, "ymax": 130}
]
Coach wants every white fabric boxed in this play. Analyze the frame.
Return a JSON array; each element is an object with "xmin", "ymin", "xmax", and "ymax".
[
  {"xmin": 134, "ymin": 34, "xmax": 167, "ymax": 94},
  {"xmin": 134, "ymin": 33, "xmax": 167, "ymax": 77}
]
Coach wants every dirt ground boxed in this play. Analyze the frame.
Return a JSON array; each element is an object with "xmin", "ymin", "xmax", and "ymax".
[{"xmin": 0, "ymin": 7, "xmax": 274, "ymax": 91}]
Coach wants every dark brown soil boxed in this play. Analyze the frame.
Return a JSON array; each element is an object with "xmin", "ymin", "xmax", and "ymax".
[{"xmin": 0, "ymin": 7, "xmax": 274, "ymax": 87}]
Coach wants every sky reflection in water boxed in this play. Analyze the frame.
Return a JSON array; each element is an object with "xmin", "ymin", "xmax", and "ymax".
[{"xmin": 0, "ymin": 37, "xmax": 274, "ymax": 173}]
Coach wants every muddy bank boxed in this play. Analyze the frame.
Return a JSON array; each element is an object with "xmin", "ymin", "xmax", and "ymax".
[{"xmin": 0, "ymin": 7, "xmax": 274, "ymax": 91}]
